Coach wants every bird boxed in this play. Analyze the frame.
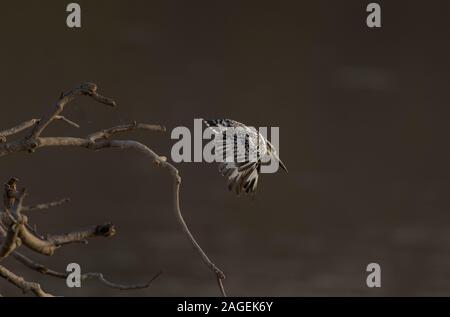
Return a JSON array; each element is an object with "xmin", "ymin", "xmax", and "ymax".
[{"xmin": 203, "ymin": 119, "xmax": 287, "ymax": 196}]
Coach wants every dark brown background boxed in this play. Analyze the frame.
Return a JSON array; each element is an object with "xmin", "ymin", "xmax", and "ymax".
[{"xmin": 1, "ymin": 0, "xmax": 450, "ymax": 296}]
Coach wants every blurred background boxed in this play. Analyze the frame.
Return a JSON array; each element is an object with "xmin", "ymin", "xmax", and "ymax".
[{"xmin": 1, "ymin": 0, "xmax": 450, "ymax": 296}]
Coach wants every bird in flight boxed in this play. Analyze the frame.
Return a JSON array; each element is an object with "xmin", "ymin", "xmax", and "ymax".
[{"xmin": 203, "ymin": 119, "xmax": 287, "ymax": 196}]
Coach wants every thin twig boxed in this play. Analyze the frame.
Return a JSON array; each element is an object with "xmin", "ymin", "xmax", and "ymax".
[
  {"xmin": 82, "ymin": 271, "xmax": 163, "ymax": 290},
  {"xmin": 30, "ymin": 82, "xmax": 115, "ymax": 139},
  {"xmin": 2, "ymin": 190, "xmax": 117, "ymax": 256},
  {"xmin": 0, "ymin": 264, "xmax": 53, "ymax": 297},
  {"xmin": 12, "ymin": 251, "xmax": 162, "ymax": 290},
  {"xmin": 0, "ymin": 119, "xmax": 39, "ymax": 143},
  {"xmin": 22, "ymin": 198, "xmax": 70, "ymax": 212},
  {"xmin": 217, "ymin": 277, "xmax": 227, "ymax": 297},
  {"xmin": 0, "ymin": 115, "xmax": 79, "ymax": 143},
  {"xmin": 54, "ymin": 116, "xmax": 80, "ymax": 129},
  {"xmin": 88, "ymin": 122, "xmax": 165, "ymax": 142}
]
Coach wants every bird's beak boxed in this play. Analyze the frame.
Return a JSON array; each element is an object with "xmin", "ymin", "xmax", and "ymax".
[
  {"xmin": 279, "ymin": 159, "xmax": 288, "ymax": 174},
  {"xmin": 272, "ymin": 151, "xmax": 288, "ymax": 173}
]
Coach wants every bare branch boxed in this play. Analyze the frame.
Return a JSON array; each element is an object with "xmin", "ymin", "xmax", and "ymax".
[
  {"xmin": 37, "ymin": 138, "xmax": 227, "ymax": 291},
  {"xmin": 0, "ymin": 115, "xmax": 79, "ymax": 144},
  {"xmin": 22, "ymin": 198, "xmax": 70, "ymax": 212},
  {"xmin": 0, "ymin": 221, "xmax": 22, "ymax": 260},
  {"xmin": 12, "ymin": 222, "xmax": 116, "ymax": 256},
  {"xmin": 88, "ymin": 122, "xmax": 165, "ymax": 142},
  {"xmin": 1, "ymin": 136, "xmax": 227, "ymax": 295},
  {"xmin": 0, "ymin": 82, "xmax": 227, "ymax": 296},
  {"xmin": 12, "ymin": 251, "xmax": 162, "ymax": 290},
  {"xmin": 12, "ymin": 251, "xmax": 66, "ymax": 278},
  {"xmin": 82, "ymin": 271, "xmax": 163, "ymax": 290},
  {"xmin": 30, "ymin": 82, "xmax": 116, "ymax": 138},
  {"xmin": 54, "ymin": 116, "xmax": 80, "ymax": 129},
  {"xmin": 95, "ymin": 140, "xmax": 227, "ymax": 294},
  {"xmin": 0, "ymin": 223, "xmax": 6, "ymax": 236},
  {"xmin": 0, "ymin": 187, "xmax": 28, "ymax": 261},
  {"xmin": 0, "ymin": 264, "xmax": 53, "ymax": 297},
  {"xmin": 46, "ymin": 223, "xmax": 116, "ymax": 246},
  {"xmin": 0, "ymin": 119, "xmax": 39, "ymax": 143},
  {"xmin": 14, "ymin": 223, "xmax": 59, "ymax": 256},
  {"xmin": 217, "ymin": 277, "xmax": 227, "ymax": 297},
  {"xmin": 1, "ymin": 188, "xmax": 116, "ymax": 256}
]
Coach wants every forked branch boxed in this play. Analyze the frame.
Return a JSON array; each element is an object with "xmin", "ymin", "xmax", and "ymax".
[
  {"xmin": 0, "ymin": 177, "xmax": 160, "ymax": 296},
  {"xmin": 0, "ymin": 82, "xmax": 226, "ymax": 296}
]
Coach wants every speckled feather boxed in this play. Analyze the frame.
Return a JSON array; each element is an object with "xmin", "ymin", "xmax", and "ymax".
[{"xmin": 203, "ymin": 119, "xmax": 270, "ymax": 196}]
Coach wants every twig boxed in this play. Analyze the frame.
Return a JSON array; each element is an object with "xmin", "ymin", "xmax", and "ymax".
[
  {"xmin": 0, "ymin": 119, "xmax": 39, "ymax": 143},
  {"xmin": 22, "ymin": 198, "xmax": 70, "ymax": 212},
  {"xmin": 88, "ymin": 122, "xmax": 165, "ymax": 142},
  {"xmin": 0, "ymin": 187, "xmax": 27, "ymax": 260},
  {"xmin": 12, "ymin": 251, "xmax": 66, "ymax": 278},
  {"xmin": 0, "ymin": 264, "xmax": 53, "ymax": 297},
  {"xmin": 54, "ymin": 116, "xmax": 80, "ymax": 129},
  {"xmin": 0, "ymin": 184, "xmax": 155, "ymax": 294},
  {"xmin": 30, "ymin": 82, "xmax": 115, "ymax": 139},
  {"xmin": 82, "ymin": 271, "xmax": 163, "ymax": 290},
  {"xmin": 109, "ymin": 140, "xmax": 227, "ymax": 293},
  {"xmin": 46, "ymin": 223, "xmax": 116, "ymax": 246},
  {"xmin": 12, "ymin": 251, "xmax": 162, "ymax": 290},
  {"xmin": 0, "ymin": 115, "xmax": 79, "ymax": 143},
  {"xmin": 217, "ymin": 277, "xmax": 227, "ymax": 297},
  {"xmin": 1, "ymin": 185, "xmax": 117, "ymax": 256}
]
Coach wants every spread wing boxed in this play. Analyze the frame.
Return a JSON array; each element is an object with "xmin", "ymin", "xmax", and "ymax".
[
  {"xmin": 219, "ymin": 161, "xmax": 261, "ymax": 195},
  {"xmin": 203, "ymin": 119, "xmax": 267, "ymax": 161},
  {"xmin": 203, "ymin": 119, "xmax": 267, "ymax": 195}
]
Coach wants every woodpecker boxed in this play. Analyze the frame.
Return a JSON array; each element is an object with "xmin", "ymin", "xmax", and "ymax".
[{"xmin": 203, "ymin": 119, "xmax": 287, "ymax": 195}]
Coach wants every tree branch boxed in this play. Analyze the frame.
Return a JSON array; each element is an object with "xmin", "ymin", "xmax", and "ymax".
[
  {"xmin": 22, "ymin": 198, "xmax": 70, "ymax": 212},
  {"xmin": 25, "ymin": 137, "xmax": 227, "ymax": 294},
  {"xmin": 0, "ymin": 264, "xmax": 53, "ymax": 297},
  {"xmin": 30, "ymin": 82, "xmax": 115, "ymax": 139},
  {"xmin": 0, "ymin": 115, "xmax": 80, "ymax": 144},
  {"xmin": 46, "ymin": 223, "xmax": 116, "ymax": 246},
  {"xmin": 0, "ymin": 119, "xmax": 39, "ymax": 143},
  {"xmin": 54, "ymin": 116, "xmax": 80, "ymax": 129},
  {"xmin": 88, "ymin": 122, "xmax": 166, "ymax": 142},
  {"xmin": 0, "ymin": 82, "xmax": 227, "ymax": 296},
  {"xmin": 12, "ymin": 251, "xmax": 162, "ymax": 290}
]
